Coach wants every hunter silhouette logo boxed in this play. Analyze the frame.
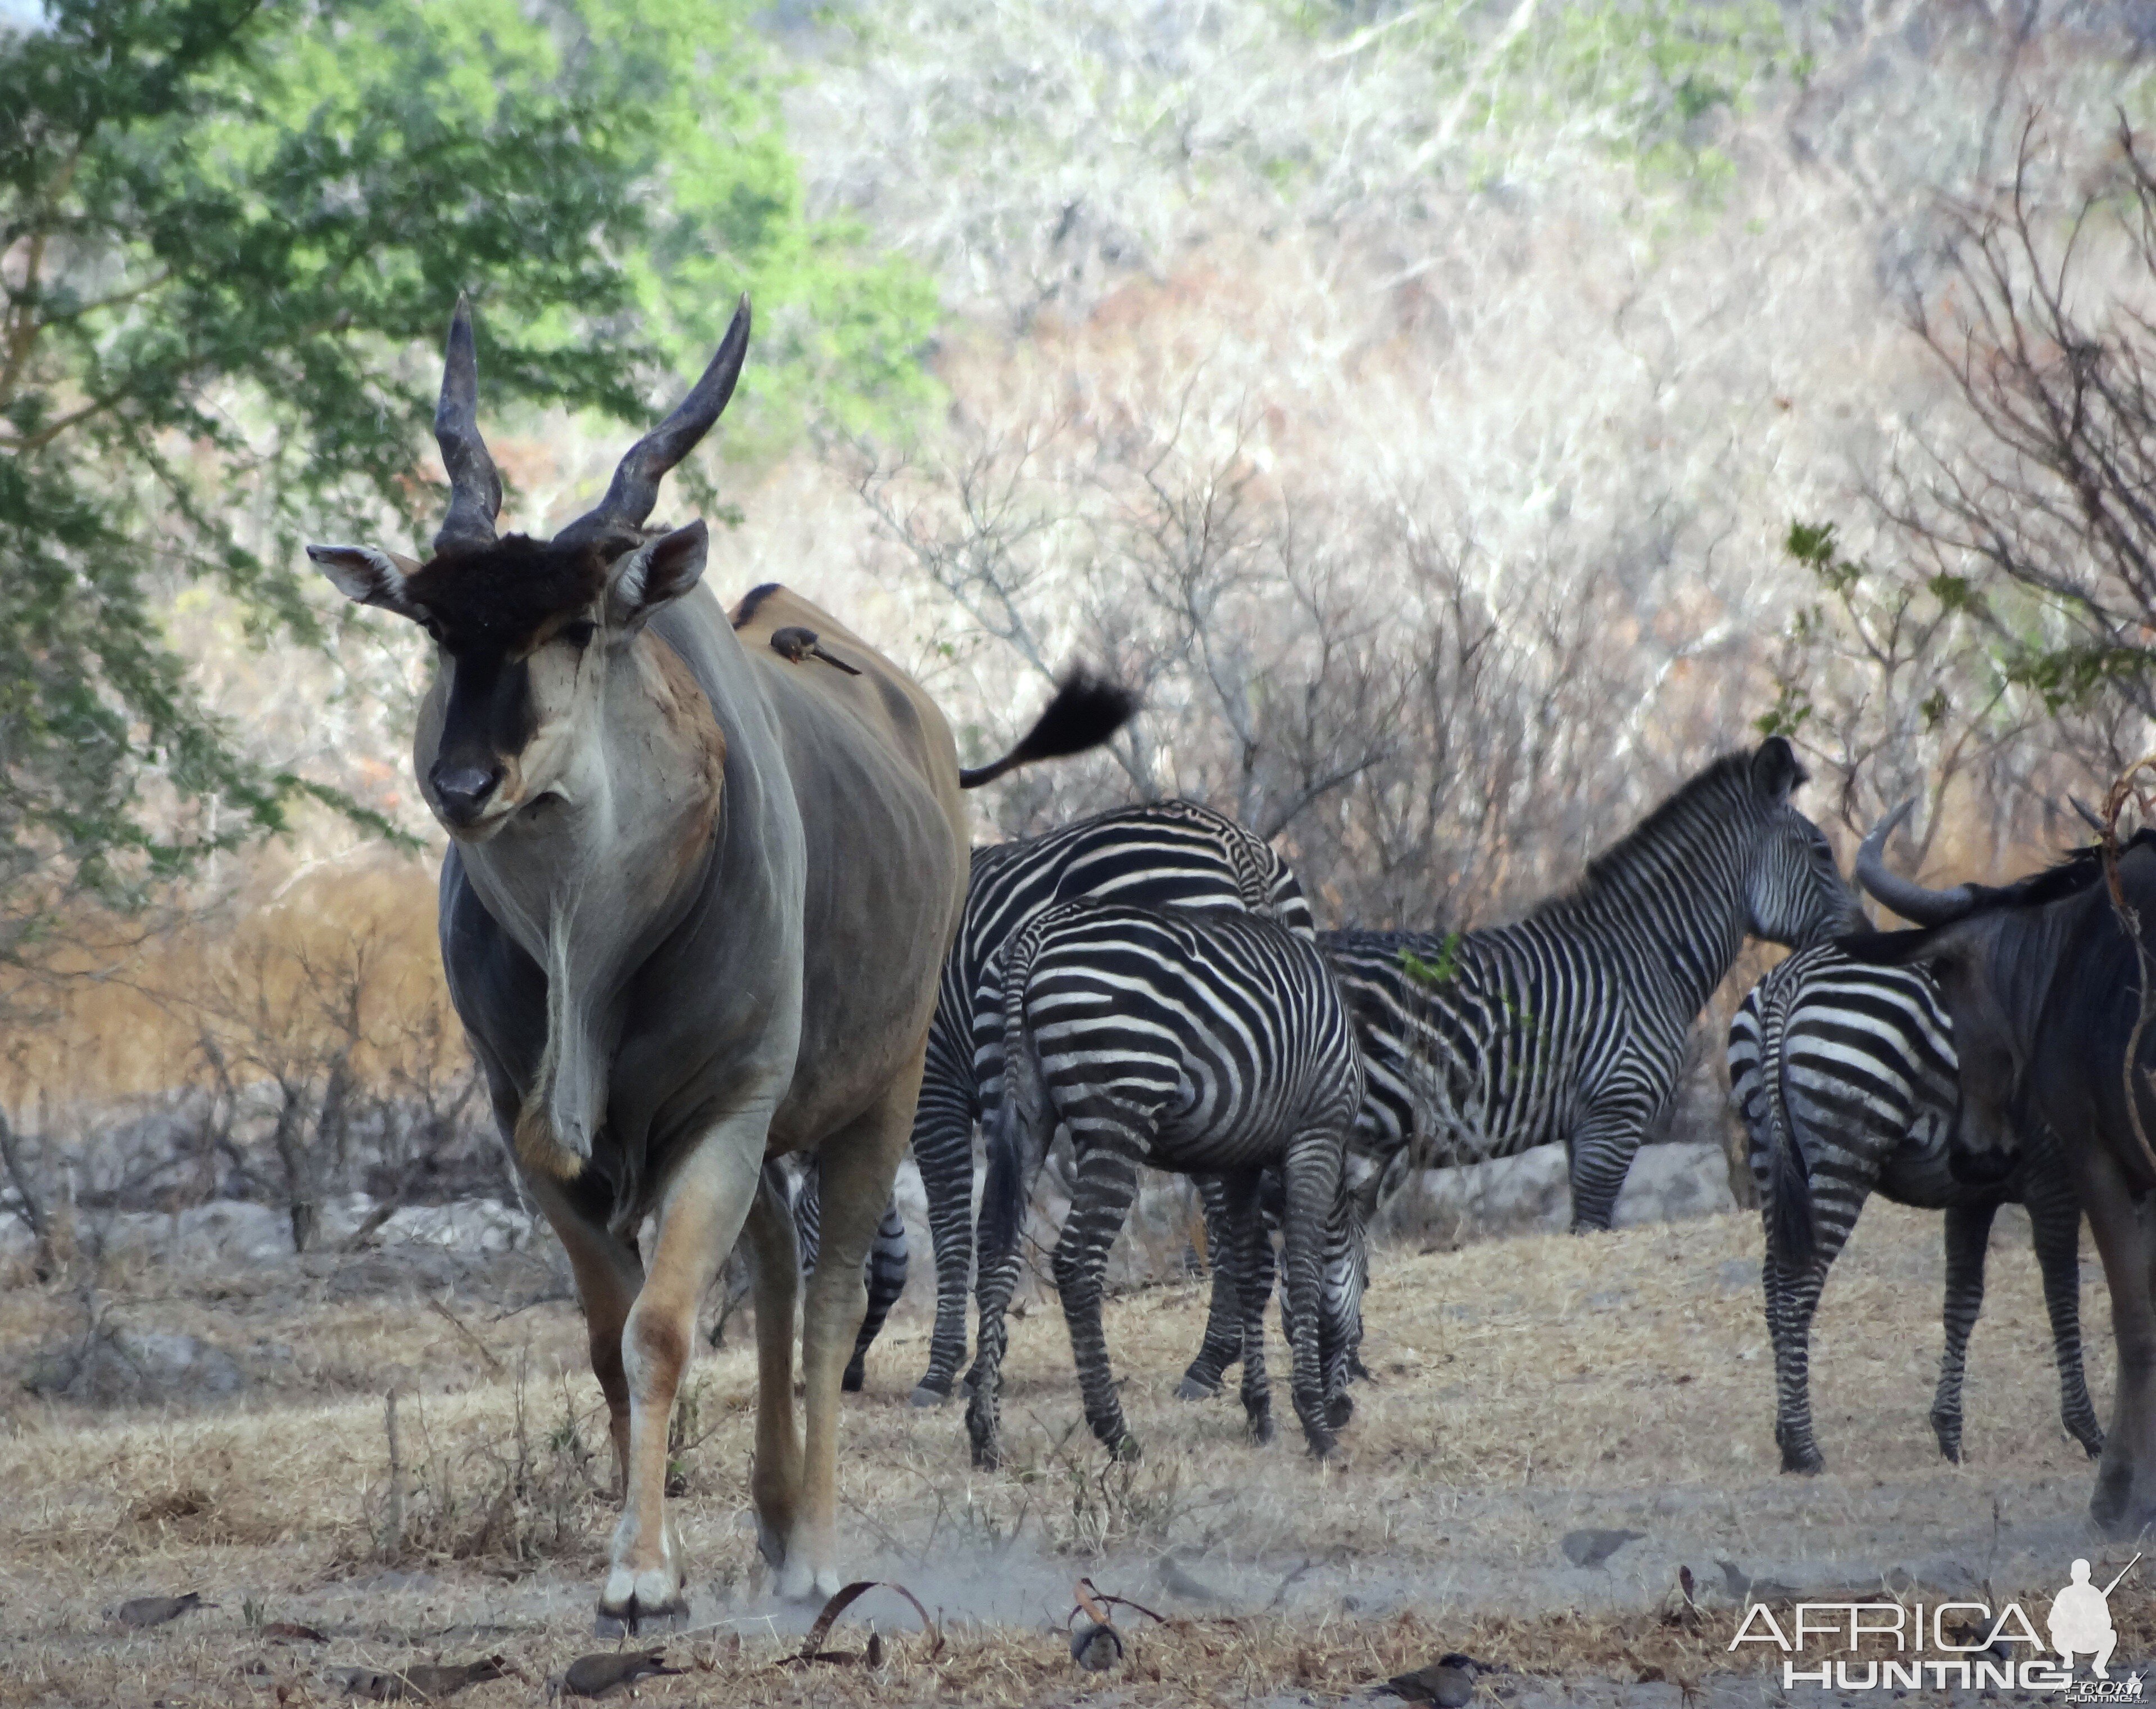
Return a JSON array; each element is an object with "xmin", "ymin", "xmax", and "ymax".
[{"xmin": 2051, "ymin": 1556, "xmax": 2137, "ymax": 1682}]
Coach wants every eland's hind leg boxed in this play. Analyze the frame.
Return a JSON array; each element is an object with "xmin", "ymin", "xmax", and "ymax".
[
  {"xmin": 783, "ymin": 1058, "xmax": 923, "ymax": 1601},
  {"xmin": 741, "ymin": 1163, "xmax": 804, "ymax": 1576}
]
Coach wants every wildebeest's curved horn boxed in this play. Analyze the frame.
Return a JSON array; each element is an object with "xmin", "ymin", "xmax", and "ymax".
[
  {"xmin": 433, "ymin": 294, "xmax": 503, "ymax": 557},
  {"xmin": 556, "ymin": 296, "xmax": 751, "ymax": 551},
  {"xmin": 2072, "ymin": 795, "xmax": 2109, "ymax": 834},
  {"xmin": 1854, "ymin": 797, "xmax": 1978, "ymax": 926}
]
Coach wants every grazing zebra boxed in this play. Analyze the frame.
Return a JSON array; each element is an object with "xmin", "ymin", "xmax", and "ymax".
[
  {"xmin": 874, "ymin": 800, "xmax": 1314, "ymax": 1406},
  {"xmin": 1728, "ymin": 942, "xmax": 2103, "ymax": 1473},
  {"xmin": 964, "ymin": 901, "xmax": 1363, "ymax": 1468},
  {"xmin": 1318, "ymin": 737, "xmax": 1862, "ymax": 1231}
]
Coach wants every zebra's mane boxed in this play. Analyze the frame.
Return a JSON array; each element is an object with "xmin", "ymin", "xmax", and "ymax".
[{"xmin": 1527, "ymin": 748, "xmax": 1783, "ymax": 923}]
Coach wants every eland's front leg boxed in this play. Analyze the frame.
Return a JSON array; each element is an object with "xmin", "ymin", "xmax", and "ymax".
[{"xmin": 600, "ymin": 1122, "xmax": 766, "ymax": 1627}]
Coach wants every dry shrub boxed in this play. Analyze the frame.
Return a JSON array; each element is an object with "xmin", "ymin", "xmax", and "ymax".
[{"xmin": 360, "ymin": 1361, "xmax": 606, "ymax": 1575}]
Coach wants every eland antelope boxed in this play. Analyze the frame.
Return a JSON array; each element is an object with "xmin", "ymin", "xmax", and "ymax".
[{"xmin": 307, "ymin": 296, "xmax": 1132, "ymax": 1621}]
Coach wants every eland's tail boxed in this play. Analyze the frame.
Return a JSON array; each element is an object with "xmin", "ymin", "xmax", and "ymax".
[{"xmin": 959, "ymin": 669, "xmax": 1138, "ymax": 789}]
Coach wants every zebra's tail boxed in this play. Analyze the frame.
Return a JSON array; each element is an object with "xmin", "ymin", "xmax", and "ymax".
[
  {"xmin": 1760, "ymin": 986, "xmax": 1816, "ymax": 1270},
  {"xmin": 981, "ymin": 923, "xmax": 1049, "ymax": 1264}
]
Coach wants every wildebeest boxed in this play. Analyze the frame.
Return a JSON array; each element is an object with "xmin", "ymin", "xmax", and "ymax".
[
  {"xmin": 306, "ymin": 297, "xmax": 1132, "ymax": 1617},
  {"xmin": 1842, "ymin": 804, "xmax": 2156, "ymax": 1534}
]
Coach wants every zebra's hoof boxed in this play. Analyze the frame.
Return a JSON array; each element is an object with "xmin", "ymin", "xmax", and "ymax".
[
  {"xmin": 1247, "ymin": 1411, "xmax": 1276, "ymax": 1446},
  {"xmin": 841, "ymin": 1361, "xmax": 866, "ymax": 1394},
  {"xmin": 1175, "ymin": 1373, "xmax": 1220, "ymax": 1402},
  {"xmin": 1304, "ymin": 1430, "xmax": 1337, "ymax": 1460},
  {"xmin": 909, "ymin": 1382, "xmax": 954, "ymax": 1408},
  {"xmin": 1110, "ymin": 1432, "xmax": 1143, "ymax": 1463},
  {"xmin": 1326, "ymin": 1392, "xmax": 1354, "ymax": 1429},
  {"xmin": 1780, "ymin": 1445, "xmax": 1824, "ymax": 1475}
]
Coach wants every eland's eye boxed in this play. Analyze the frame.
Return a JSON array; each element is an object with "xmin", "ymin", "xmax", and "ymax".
[{"xmin": 563, "ymin": 620, "xmax": 597, "ymax": 650}]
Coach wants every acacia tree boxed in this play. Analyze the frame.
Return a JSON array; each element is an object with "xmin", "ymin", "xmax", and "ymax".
[
  {"xmin": 1879, "ymin": 116, "xmax": 2156, "ymax": 748},
  {"xmin": 0, "ymin": 0, "xmax": 934, "ymax": 978}
]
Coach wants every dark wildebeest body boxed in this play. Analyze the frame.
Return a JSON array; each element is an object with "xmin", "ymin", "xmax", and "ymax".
[
  {"xmin": 309, "ymin": 299, "xmax": 1130, "ymax": 1618},
  {"xmin": 1843, "ymin": 806, "xmax": 2156, "ymax": 1534}
]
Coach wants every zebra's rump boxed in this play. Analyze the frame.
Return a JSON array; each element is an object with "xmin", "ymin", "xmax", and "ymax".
[{"xmin": 1013, "ymin": 904, "xmax": 1363, "ymax": 1169}]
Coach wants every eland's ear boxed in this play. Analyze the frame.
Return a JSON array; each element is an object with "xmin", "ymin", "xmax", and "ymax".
[
  {"xmin": 1750, "ymin": 734, "xmax": 1806, "ymax": 801},
  {"xmin": 307, "ymin": 544, "xmax": 427, "ymax": 622},
  {"xmin": 605, "ymin": 521, "xmax": 709, "ymax": 632}
]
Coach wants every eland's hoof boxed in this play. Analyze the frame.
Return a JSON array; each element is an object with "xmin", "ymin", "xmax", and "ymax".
[
  {"xmin": 595, "ymin": 1572, "xmax": 689, "ymax": 1637},
  {"xmin": 1175, "ymin": 1373, "xmax": 1220, "ymax": 1402}
]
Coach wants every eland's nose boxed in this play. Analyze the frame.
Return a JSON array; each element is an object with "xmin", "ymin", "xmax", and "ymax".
[{"xmin": 430, "ymin": 763, "xmax": 503, "ymax": 827}]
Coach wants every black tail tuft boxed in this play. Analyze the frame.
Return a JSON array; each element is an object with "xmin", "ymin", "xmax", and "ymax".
[
  {"xmin": 959, "ymin": 668, "xmax": 1138, "ymax": 788},
  {"xmin": 1768, "ymin": 1141, "xmax": 1815, "ymax": 1269}
]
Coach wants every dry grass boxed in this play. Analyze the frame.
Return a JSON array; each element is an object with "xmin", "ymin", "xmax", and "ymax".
[{"xmin": 0, "ymin": 1200, "xmax": 2118, "ymax": 1705}]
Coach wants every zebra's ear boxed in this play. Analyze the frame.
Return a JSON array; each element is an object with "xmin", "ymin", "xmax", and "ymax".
[{"xmin": 1750, "ymin": 735, "xmax": 1806, "ymax": 801}]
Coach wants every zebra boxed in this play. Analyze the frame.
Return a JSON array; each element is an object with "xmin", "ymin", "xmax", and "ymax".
[
  {"xmin": 1728, "ymin": 941, "xmax": 2103, "ymax": 1473},
  {"xmin": 870, "ymin": 800, "xmax": 1314, "ymax": 1406},
  {"xmin": 1310, "ymin": 737, "xmax": 1863, "ymax": 1236},
  {"xmin": 963, "ymin": 900, "xmax": 1363, "ymax": 1468}
]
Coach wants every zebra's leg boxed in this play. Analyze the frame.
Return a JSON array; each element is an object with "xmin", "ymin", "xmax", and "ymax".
[
  {"xmin": 962, "ymin": 1180, "xmax": 1027, "ymax": 1471},
  {"xmin": 1318, "ymin": 1184, "xmax": 1362, "ymax": 1429},
  {"xmin": 1215, "ymin": 1169, "xmax": 1273, "ymax": 1444},
  {"xmin": 1565, "ymin": 1098, "xmax": 1655, "ymax": 1231},
  {"xmin": 1052, "ymin": 1136, "xmax": 1146, "ymax": 1459},
  {"xmin": 1932, "ymin": 1198, "xmax": 2000, "ymax": 1463},
  {"xmin": 908, "ymin": 1037, "xmax": 978, "ymax": 1407},
  {"xmin": 792, "ymin": 1157, "xmax": 821, "ymax": 1273},
  {"xmin": 1178, "ymin": 1173, "xmax": 1243, "ymax": 1400},
  {"xmin": 1765, "ymin": 1245, "xmax": 1832, "ymax": 1474},
  {"xmin": 2025, "ymin": 1156, "xmax": 2104, "ymax": 1457},
  {"xmin": 1278, "ymin": 1127, "xmax": 1343, "ymax": 1457},
  {"xmin": 842, "ymin": 1199, "xmax": 909, "ymax": 1393}
]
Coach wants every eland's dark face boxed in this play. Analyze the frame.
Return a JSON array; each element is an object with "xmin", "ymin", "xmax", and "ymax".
[
  {"xmin": 307, "ymin": 290, "xmax": 742, "ymax": 842},
  {"xmin": 406, "ymin": 537, "xmax": 607, "ymax": 831},
  {"xmin": 310, "ymin": 524, "xmax": 710, "ymax": 841}
]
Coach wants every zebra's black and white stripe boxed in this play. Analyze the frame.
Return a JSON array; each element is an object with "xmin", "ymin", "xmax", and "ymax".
[
  {"xmin": 884, "ymin": 800, "xmax": 1314, "ymax": 1405},
  {"xmin": 1728, "ymin": 942, "xmax": 2102, "ymax": 1472},
  {"xmin": 964, "ymin": 901, "xmax": 1363, "ymax": 1467},
  {"xmin": 1320, "ymin": 738, "xmax": 1861, "ymax": 1232}
]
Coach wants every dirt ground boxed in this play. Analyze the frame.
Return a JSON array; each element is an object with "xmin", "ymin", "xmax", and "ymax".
[{"xmin": 0, "ymin": 1198, "xmax": 2139, "ymax": 1705}]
